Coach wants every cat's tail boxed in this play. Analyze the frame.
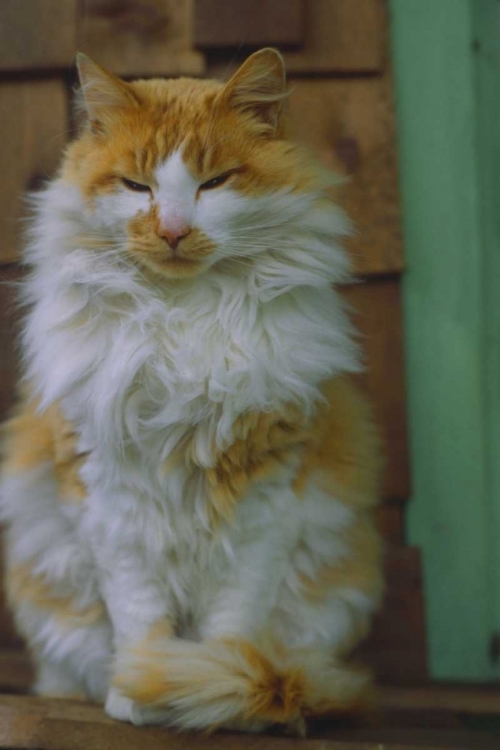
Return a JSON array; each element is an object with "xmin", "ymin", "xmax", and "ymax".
[{"xmin": 113, "ymin": 637, "xmax": 371, "ymax": 731}]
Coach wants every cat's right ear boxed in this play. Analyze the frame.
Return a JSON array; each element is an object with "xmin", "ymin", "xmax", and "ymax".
[
  {"xmin": 218, "ymin": 48, "xmax": 287, "ymax": 134},
  {"xmin": 76, "ymin": 53, "xmax": 138, "ymax": 133}
]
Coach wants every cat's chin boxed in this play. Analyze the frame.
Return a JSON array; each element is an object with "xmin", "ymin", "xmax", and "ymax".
[{"xmin": 131, "ymin": 254, "xmax": 209, "ymax": 280}]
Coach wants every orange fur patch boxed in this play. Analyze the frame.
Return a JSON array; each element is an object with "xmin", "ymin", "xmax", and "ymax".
[
  {"xmin": 2, "ymin": 396, "xmax": 87, "ymax": 504},
  {"xmin": 204, "ymin": 377, "xmax": 381, "ymax": 528},
  {"xmin": 206, "ymin": 406, "xmax": 311, "ymax": 524},
  {"xmin": 295, "ymin": 377, "xmax": 383, "ymax": 507},
  {"xmin": 6, "ymin": 563, "xmax": 105, "ymax": 628},
  {"xmin": 2, "ymin": 397, "xmax": 54, "ymax": 475},
  {"xmin": 234, "ymin": 641, "xmax": 304, "ymax": 723},
  {"xmin": 112, "ymin": 619, "xmax": 175, "ymax": 704},
  {"xmin": 50, "ymin": 405, "xmax": 87, "ymax": 504}
]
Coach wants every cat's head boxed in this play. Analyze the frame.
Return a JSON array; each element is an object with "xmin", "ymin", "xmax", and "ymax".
[{"xmin": 64, "ymin": 49, "xmax": 326, "ymax": 280}]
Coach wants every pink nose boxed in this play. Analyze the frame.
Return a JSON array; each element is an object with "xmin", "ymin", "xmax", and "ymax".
[{"xmin": 158, "ymin": 226, "xmax": 191, "ymax": 250}]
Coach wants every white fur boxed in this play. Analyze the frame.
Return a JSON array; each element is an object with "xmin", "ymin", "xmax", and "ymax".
[
  {"xmin": 1, "ymin": 144, "xmax": 379, "ymax": 727},
  {"xmin": 155, "ymin": 149, "xmax": 198, "ymax": 234}
]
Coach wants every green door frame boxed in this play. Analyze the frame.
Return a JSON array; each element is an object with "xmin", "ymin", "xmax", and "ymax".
[
  {"xmin": 389, "ymin": 0, "xmax": 500, "ymax": 679},
  {"xmin": 474, "ymin": 1, "xmax": 500, "ymax": 663}
]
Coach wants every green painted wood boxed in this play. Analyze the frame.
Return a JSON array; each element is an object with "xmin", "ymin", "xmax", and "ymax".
[
  {"xmin": 472, "ymin": 2, "xmax": 500, "ymax": 651},
  {"xmin": 389, "ymin": 0, "xmax": 491, "ymax": 678}
]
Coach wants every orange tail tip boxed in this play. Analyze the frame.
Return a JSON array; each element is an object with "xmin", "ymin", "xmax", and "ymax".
[{"xmin": 113, "ymin": 637, "xmax": 372, "ymax": 731}]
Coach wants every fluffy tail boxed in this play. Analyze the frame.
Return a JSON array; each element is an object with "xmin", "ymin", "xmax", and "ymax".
[{"xmin": 114, "ymin": 637, "xmax": 371, "ymax": 731}]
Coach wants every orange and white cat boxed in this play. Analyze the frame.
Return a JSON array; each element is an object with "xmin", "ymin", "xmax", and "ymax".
[{"xmin": 0, "ymin": 50, "xmax": 383, "ymax": 733}]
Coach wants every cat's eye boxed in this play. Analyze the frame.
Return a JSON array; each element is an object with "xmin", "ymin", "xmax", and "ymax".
[
  {"xmin": 199, "ymin": 173, "xmax": 232, "ymax": 191},
  {"xmin": 121, "ymin": 177, "xmax": 151, "ymax": 193}
]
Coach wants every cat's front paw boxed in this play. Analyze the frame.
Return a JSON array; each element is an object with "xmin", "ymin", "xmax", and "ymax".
[
  {"xmin": 105, "ymin": 686, "xmax": 173, "ymax": 726},
  {"xmin": 105, "ymin": 687, "xmax": 135, "ymax": 722}
]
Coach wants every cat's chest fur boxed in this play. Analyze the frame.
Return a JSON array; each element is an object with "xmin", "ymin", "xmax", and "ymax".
[
  {"xmin": 54, "ymin": 278, "xmax": 294, "ymax": 457},
  {"xmin": 26, "ymin": 254, "xmax": 351, "ymax": 476}
]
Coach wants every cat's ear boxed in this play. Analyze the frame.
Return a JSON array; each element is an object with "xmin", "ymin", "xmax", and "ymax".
[
  {"xmin": 76, "ymin": 53, "xmax": 138, "ymax": 131},
  {"xmin": 219, "ymin": 48, "xmax": 287, "ymax": 132}
]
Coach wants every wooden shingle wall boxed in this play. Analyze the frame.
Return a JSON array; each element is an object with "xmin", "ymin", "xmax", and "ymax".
[{"xmin": 0, "ymin": 0, "xmax": 424, "ymax": 684}]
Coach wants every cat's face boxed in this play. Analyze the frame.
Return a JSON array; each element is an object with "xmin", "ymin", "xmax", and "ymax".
[{"xmin": 66, "ymin": 50, "xmax": 314, "ymax": 280}]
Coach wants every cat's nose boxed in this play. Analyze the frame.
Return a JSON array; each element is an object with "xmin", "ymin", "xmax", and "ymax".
[{"xmin": 158, "ymin": 226, "xmax": 191, "ymax": 250}]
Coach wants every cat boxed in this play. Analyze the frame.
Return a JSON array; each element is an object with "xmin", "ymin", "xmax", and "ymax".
[{"xmin": 0, "ymin": 48, "xmax": 383, "ymax": 734}]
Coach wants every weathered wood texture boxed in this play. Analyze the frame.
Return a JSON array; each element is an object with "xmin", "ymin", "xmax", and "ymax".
[
  {"xmin": 0, "ymin": 652, "xmax": 32, "ymax": 695},
  {"xmin": 284, "ymin": 0, "xmax": 387, "ymax": 74},
  {"xmin": 0, "ymin": 80, "xmax": 67, "ymax": 265},
  {"xmin": 79, "ymin": 0, "xmax": 205, "ymax": 77},
  {"xmin": 0, "ymin": 0, "xmax": 77, "ymax": 72},
  {"xmin": 0, "ymin": 266, "xmax": 21, "ymax": 423},
  {"xmin": 288, "ymin": 76, "xmax": 403, "ymax": 275},
  {"xmin": 0, "ymin": 269, "xmax": 24, "ymax": 652},
  {"xmin": 364, "ymin": 546, "xmax": 428, "ymax": 684},
  {"xmin": 1, "ymin": 690, "xmax": 500, "ymax": 749},
  {"xmin": 343, "ymin": 279, "xmax": 410, "ymax": 500},
  {"xmin": 381, "ymin": 682, "xmax": 500, "ymax": 715},
  {"xmin": 194, "ymin": 0, "xmax": 304, "ymax": 48},
  {"xmin": 375, "ymin": 502, "xmax": 404, "ymax": 545}
]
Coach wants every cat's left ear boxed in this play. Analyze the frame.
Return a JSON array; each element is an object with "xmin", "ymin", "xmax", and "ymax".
[{"xmin": 219, "ymin": 48, "xmax": 287, "ymax": 133}]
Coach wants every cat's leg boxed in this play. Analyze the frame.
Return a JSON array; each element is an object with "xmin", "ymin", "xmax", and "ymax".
[
  {"xmin": 275, "ymin": 506, "xmax": 383, "ymax": 655},
  {"xmin": 99, "ymin": 559, "xmax": 173, "ymax": 722},
  {"xmin": 265, "ymin": 379, "xmax": 384, "ymax": 719},
  {"xmin": 111, "ymin": 477, "xmax": 368, "ymax": 732},
  {"xmin": 265, "ymin": 480, "xmax": 383, "ymax": 719},
  {"xmin": 32, "ymin": 618, "xmax": 111, "ymax": 703},
  {"xmin": 1, "ymin": 399, "xmax": 113, "ymax": 701},
  {"xmin": 82, "ymin": 484, "xmax": 177, "ymax": 722},
  {"xmin": 100, "ymin": 538, "xmax": 267, "ymax": 727},
  {"xmin": 105, "ymin": 474, "xmax": 297, "ymax": 730},
  {"xmin": 2, "ymin": 465, "xmax": 112, "ymax": 702},
  {"xmin": 107, "ymin": 384, "xmax": 381, "ymax": 732},
  {"xmin": 101, "ymin": 560, "xmax": 173, "ymax": 723},
  {"xmin": 35, "ymin": 658, "xmax": 87, "ymax": 700}
]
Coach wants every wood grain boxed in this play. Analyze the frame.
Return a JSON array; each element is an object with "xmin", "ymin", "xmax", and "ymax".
[
  {"xmin": 0, "ymin": 267, "xmax": 24, "ymax": 651},
  {"xmin": 0, "ymin": 266, "xmax": 21, "ymax": 422},
  {"xmin": 0, "ymin": 651, "xmax": 32, "ymax": 694},
  {"xmin": 1, "ymin": 689, "xmax": 500, "ymax": 749},
  {"xmin": 284, "ymin": 0, "xmax": 387, "ymax": 74},
  {"xmin": 375, "ymin": 503, "xmax": 404, "ymax": 545},
  {"xmin": 288, "ymin": 76, "xmax": 403, "ymax": 275},
  {"xmin": 342, "ymin": 278, "xmax": 410, "ymax": 500},
  {"xmin": 0, "ymin": 80, "xmax": 67, "ymax": 265},
  {"xmin": 364, "ymin": 546, "xmax": 428, "ymax": 683},
  {"xmin": 194, "ymin": 0, "xmax": 303, "ymax": 49},
  {"xmin": 0, "ymin": 0, "xmax": 77, "ymax": 72},
  {"xmin": 79, "ymin": 0, "xmax": 205, "ymax": 77}
]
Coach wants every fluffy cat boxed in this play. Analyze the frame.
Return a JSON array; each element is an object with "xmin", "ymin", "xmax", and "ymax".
[{"xmin": 0, "ymin": 49, "xmax": 383, "ymax": 734}]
